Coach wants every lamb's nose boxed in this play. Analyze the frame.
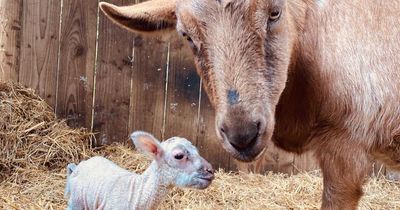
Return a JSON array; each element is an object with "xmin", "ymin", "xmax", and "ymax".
[
  {"xmin": 200, "ymin": 157, "xmax": 215, "ymax": 175},
  {"xmin": 205, "ymin": 167, "xmax": 215, "ymax": 175}
]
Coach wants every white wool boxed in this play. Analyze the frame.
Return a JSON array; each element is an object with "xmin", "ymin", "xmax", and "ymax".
[
  {"xmin": 65, "ymin": 132, "xmax": 214, "ymax": 210},
  {"xmin": 66, "ymin": 157, "xmax": 171, "ymax": 210}
]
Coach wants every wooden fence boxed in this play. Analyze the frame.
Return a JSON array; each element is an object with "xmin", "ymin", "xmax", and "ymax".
[{"xmin": 0, "ymin": 0, "xmax": 348, "ymax": 174}]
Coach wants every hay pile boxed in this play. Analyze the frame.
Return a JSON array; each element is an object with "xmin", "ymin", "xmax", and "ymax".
[
  {"xmin": 0, "ymin": 82, "xmax": 92, "ymax": 181},
  {"xmin": 1, "ymin": 82, "xmax": 400, "ymax": 210}
]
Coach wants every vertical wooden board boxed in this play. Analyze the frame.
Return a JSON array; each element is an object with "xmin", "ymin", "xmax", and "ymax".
[
  {"xmin": 372, "ymin": 161, "xmax": 386, "ymax": 177},
  {"xmin": 128, "ymin": 35, "xmax": 168, "ymax": 140},
  {"xmin": 0, "ymin": 0, "xmax": 22, "ymax": 82},
  {"xmin": 19, "ymin": 0, "xmax": 61, "ymax": 108},
  {"xmin": 262, "ymin": 145, "xmax": 294, "ymax": 174},
  {"xmin": 128, "ymin": 0, "xmax": 168, "ymax": 140},
  {"xmin": 163, "ymin": 37, "xmax": 200, "ymax": 142},
  {"xmin": 93, "ymin": 0, "xmax": 134, "ymax": 144},
  {"xmin": 196, "ymin": 87, "xmax": 231, "ymax": 170},
  {"xmin": 56, "ymin": 0, "xmax": 97, "ymax": 128},
  {"xmin": 293, "ymin": 152, "xmax": 319, "ymax": 173}
]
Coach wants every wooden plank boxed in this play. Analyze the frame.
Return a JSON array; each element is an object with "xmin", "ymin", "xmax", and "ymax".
[
  {"xmin": 0, "ymin": 0, "xmax": 22, "ymax": 82},
  {"xmin": 163, "ymin": 36, "xmax": 200, "ymax": 142},
  {"xmin": 127, "ymin": 0, "xmax": 168, "ymax": 140},
  {"xmin": 93, "ymin": 0, "xmax": 135, "ymax": 145},
  {"xmin": 372, "ymin": 161, "xmax": 386, "ymax": 177},
  {"xmin": 196, "ymin": 86, "xmax": 231, "ymax": 170},
  {"xmin": 128, "ymin": 35, "xmax": 168, "ymax": 140},
  {"xmin": 293, "ymin": 152, "xmax": 319, "ymax": 173},
  {"xmin": 19, "ymin": 0, "xmax": 61, "ymax": 108},
  {"xmin": 262, "ymin": 145, "xmax": 295, "ymax": 174},
  {"xmin": 56, "ymin": 0, "xmax": 98, "ymax": 129}
]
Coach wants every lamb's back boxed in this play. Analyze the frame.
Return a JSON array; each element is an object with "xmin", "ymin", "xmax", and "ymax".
[{"xmin": 67, "ymin": 156, "xmax": 137, "ymax": 209}]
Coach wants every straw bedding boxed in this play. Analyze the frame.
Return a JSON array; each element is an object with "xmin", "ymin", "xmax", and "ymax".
[{"xmin": 0, "ymin": 82, "xmax": 399, "ymax": 210}]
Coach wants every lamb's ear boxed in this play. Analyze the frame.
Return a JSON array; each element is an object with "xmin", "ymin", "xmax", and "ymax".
[
  {"xmin": 99, "ymin": 0, "xmax": 177, "ymax": 34},
  {"xmin": 131, "ymin": 131, "xmax": 164, "ymax": 160}
]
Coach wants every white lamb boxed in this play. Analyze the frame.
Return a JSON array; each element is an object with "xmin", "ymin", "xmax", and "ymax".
[{"xmin": 64, "ymin": 131, "xmax": 215, "ymax": 210}]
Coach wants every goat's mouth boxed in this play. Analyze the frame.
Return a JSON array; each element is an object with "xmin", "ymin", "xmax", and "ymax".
[{"xmin": 221, "ymin": 134, "xmax": 268, "ymax": 162}]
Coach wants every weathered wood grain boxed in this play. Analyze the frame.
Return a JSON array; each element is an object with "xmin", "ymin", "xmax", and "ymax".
[
  {"xmin": 19, "ymin": 0, "xmax": 61, "ymax": 108},
  {"xmin": 56, "ymin": 0, "xmax": 97, "ymax": 128},
  {"xmin": 0, "ymin": 0, "xmax": 22, "ymax": 82},
  {"xmin": 93, "ymin": 0, "xmax": 135, "ymax": 145},
  {"xmin": 293, "ymin": 152, "xmax": 319, "ymax": 173},
  {"xmin": 128, "ymin": 35, "xmax": 168, "ymax": 140},
  {"xmin": 163, "ymin": 37, "xmax": 200, "ymax": 142}
]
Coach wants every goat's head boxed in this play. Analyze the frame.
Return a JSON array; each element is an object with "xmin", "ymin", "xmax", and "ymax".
[
  {"xmin": 131, "ymin": 131, "xmax": 214, "ymax": 189},
  {"xmin": 103, "ymin": 0, "xmax": 301, "ymax": 162}
]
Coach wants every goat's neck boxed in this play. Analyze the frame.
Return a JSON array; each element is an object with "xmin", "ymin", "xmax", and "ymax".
[{"xmin": 128, "ymin": 161, "xmax": 174, "ymax": 210}]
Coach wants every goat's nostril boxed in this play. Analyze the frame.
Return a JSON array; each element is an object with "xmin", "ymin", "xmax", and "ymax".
[
  {"xmin": 219, "ymin": 124, "xmax": 227, "ymax": 138},
  {"xmin": 256, "ymin": 121, "xmax": 261, "ymax": 131}
]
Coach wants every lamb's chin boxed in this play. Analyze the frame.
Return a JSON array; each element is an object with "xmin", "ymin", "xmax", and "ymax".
[{"xmin": 191, "ymin": 178, "xmax": 213, "ymax": 189}]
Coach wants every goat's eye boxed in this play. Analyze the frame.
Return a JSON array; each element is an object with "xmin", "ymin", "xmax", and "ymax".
[
  {"xmin": 174, "ymin": 153, "xmax": 185, "ymax": 160},
  {"xmin": 269, "ymin": 9, "xmax": 281, "ymax": 22}
]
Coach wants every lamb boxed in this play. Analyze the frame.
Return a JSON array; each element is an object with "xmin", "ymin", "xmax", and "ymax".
[{"xmin": 64, "ymin": 131, "xmax": 215, "ymax": 210}]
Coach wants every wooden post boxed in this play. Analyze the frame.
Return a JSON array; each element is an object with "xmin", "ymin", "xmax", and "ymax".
[
  {"xmin": 0, "ymin": 0, "xmax": 22, "ymax": 82},
  {"xmin": 19, "ymin": 0, "xmax": 62, "ymax": 108},
  {"xmin": 163, "ymin": 36, "xmax": 201, "ymax": 142},
  {"xmin": 93, "ymin": 0, "xmax": 136, "ymax": 145},
  {"xmin": 56, "ymin": 0, "xmax": 98, "ymax": 129},
  {"xmin": 128, "ymin": 36, "xmax": 168, "ymax": 140}
]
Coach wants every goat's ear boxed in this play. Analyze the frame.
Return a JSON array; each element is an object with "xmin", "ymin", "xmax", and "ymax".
[
  {"xmin": 131, "ymin": 131, "xmax": 164, "ymax": 160},
  {"xmin": 99, "ymin": 0, "xmax": 177, "ymax": 34}
]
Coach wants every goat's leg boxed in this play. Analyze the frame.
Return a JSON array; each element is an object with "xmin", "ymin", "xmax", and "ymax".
[{"xmin": 316, "ymin": 140, "xmax": 371, "ymax": 210}]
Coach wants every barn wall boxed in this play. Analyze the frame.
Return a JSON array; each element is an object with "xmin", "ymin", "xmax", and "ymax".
[{"xmin": 1, "ymin": 0, "xmax": 324, "ymax": 174}]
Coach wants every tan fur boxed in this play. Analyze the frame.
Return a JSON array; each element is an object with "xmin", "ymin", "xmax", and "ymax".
[
  {"xmin": 99, "ymin": 0, "xmax": 177, "ymax": 34},
  {"xmin": 99, "ymin": 0, "xmax": 400, "ymax": 209}
]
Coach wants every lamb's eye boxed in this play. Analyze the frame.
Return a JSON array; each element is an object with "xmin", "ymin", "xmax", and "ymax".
[
  {"xmin": 269, "ymin": 9, "xmax": 281, "ymax": 21},
  {"xmin": 174, "ymin": 154, "xmax": 185, "ymax": 160}
]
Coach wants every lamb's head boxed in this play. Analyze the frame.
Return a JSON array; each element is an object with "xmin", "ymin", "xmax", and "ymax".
[{"xmin": 131, "ymin": 131, "xmax": 215, "ymax": 189}]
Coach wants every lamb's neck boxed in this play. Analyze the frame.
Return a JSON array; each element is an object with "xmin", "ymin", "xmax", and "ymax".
[{"xmin": 128, "ymin": 161, "xmax": 173, "ymax": 210}]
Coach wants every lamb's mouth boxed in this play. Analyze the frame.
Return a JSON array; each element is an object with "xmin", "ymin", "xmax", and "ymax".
[
  {"xmin": 198, "ymin": 173, "xmax": 214, "ymax": 182},
  {"xmin": 198, "ymin": 177, "xmax": 213, "ymax": 182},
  {"xmin": 193, "ymin": 175, "xmax": 214, "ymax": 189}
]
